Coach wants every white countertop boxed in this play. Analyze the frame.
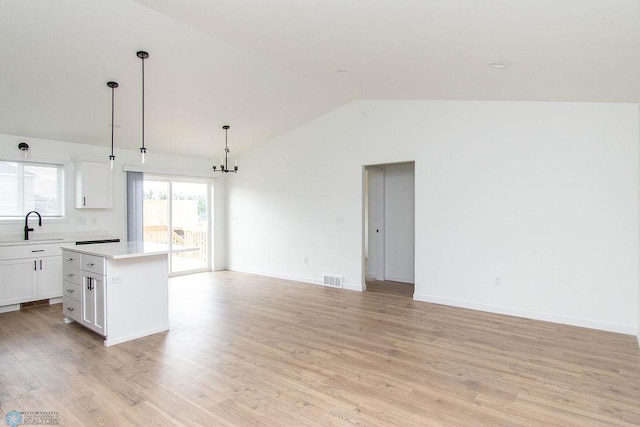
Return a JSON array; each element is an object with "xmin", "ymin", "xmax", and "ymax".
[
  {"xmin": 0, "ymin": 233, "xmax": 118, "ymax": 247},
  {"xmin": 61, "ymin": 241, "xmax": 171, "ymax": 260},
  {"xmin": 0, "ymin": 238, "xmax": 73, "ymax": 247}
]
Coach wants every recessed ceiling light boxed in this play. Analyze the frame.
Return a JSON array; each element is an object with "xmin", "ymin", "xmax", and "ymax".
[
  {"xmin": 336, "ymin": 69, "xmax": 351, "ymax": 75},
  {"xmin": 489, "ymin": 62, "xmax": 509, "ymax": 69}
]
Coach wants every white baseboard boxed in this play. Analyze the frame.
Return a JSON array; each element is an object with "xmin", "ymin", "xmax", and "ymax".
[
  {"xmin": 227, "ymin": 266, "xmax": 364, "ymax": 292},
  {"xmin": 104, "ymin": 325, "xmax": 169, "ymax": 347},
  {"xmin": 0, "ymin": 304, "xmax": 19, "ymax": 314},
  {"xmin": 413, "ymin": 293, "xmax": 637, "ymax": 336}
]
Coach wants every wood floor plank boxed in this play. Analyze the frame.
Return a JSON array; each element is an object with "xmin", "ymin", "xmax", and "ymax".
[{"xmin": 1, "ymin": 271, "xmax": 639, "ymax": 425}]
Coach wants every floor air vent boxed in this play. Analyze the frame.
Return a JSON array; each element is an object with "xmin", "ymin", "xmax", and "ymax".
[{"xmin": 323, "ymin": 275, "xmax": 343, "ymax": 288}]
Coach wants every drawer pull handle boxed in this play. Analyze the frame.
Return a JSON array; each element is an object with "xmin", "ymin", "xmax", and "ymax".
[
  {"xmin": 65, "ymin": 273, "xmax": 74, "ymax": 277},
  {"xmin": 64, "ymin": 257, "xmax": 74, "ymax": 261},
  {"xmin": 66, "ymin": 307, "xmax": 74, "ymax": 312},
  {"xmin": 86, "ymin": 262, "xmax": 95, "ymax": 267},
  {"xmin": 31, "ymin": 249, "xmax": 45, "ymax": 252},
  {"xmin": 66, "ymin": 289, "xmax": 74, "ymax": 293}
]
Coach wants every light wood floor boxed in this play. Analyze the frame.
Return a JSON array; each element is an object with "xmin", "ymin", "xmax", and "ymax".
[
  {"xmin": 365, "ymin": 279, "xmax": 415, "ymax": 297},
  {"xmin": 1, "ymin": 271, "xmax": 640, "ymax": 426}
]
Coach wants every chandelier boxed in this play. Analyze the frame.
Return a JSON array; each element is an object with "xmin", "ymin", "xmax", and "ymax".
[{"xmin": 212, "ymin": 125, "xmax": 238, "ymax": 173}]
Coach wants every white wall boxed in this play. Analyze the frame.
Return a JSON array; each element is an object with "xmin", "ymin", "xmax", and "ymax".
[
  {"xmin": 383, "ymin": 162, "xmax": 415, "ymax": 284},
  {"xmin": 0, "ymin": 133, "xmax": 226, "ymax": 270},
  {"xmin": 227, "ymin": 100, "xmax": 639, "ymax": 334}
]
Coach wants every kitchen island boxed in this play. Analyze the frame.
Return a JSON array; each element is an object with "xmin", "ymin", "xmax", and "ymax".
[{"xmin": 60, "ymin": 242, "xmax": 169, "ymax": 346}]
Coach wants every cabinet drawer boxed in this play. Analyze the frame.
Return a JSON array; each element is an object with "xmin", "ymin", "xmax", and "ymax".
[
  {"xmin": 62, "ymin": 265, "xmax": 82, "ymax": 286},
  {"xmin": 0, "ymin": 243, "xmax": 63, "ymax": 261},
  {"xmin": 81, "ymin": 254, "xmax": 105, "ymax": 275},
  {"xmin": 62, "ymin": 250, "xmax": 81, "ymax": 269},
  {"xmin": 63, "ymin": 296, "xmax": 81, "ymax": 322},
  {"xmin": 63, "ymin": 281, "xmax": 81, "ymax": 302}
]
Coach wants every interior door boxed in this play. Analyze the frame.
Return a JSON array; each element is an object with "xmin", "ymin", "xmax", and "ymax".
[{"xmin": 366, "ymin": 167, "xmax": 385, "ymax": 281}]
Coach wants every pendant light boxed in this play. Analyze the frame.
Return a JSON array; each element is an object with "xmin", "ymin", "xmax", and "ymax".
[
  {"xmin": 212, "ymin": 125, "xmax": 238, "ymax": 173},
  {"xmin": 107, "ymin": 81, "xmax": 119, "ymax": 170},
  {"xmin": 18, "ymin": 142, "xmax": 29, "ymax": 159},
  {"xmin": 137, "ymin": 50, "xmax": 149, "ymax": 164}
]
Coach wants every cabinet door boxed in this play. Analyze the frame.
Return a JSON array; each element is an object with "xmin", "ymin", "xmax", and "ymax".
[
  {"xmin": 75, "ymin": 161, "xmax": 112, "ymax": 209},
  {"xmin": 37, "ymin": 256, "xmax": 63, "ymax": 299},
  {"xmin": 82, "ymin": 275, "xmax": 94, "ymax": 329},
  {"xmin": 0, "ymin": 259, "xmax": 38, "ymax": 305},
  {"xmin": 82, "ymin": 274, "xmax": 106, "ymax": 335},
  {"xmin": 92, "ymin": 276, "xmax": 106, "ymax": 335}
]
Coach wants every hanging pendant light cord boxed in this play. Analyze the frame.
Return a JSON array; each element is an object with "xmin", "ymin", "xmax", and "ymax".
[
  {"xmin": 106, "ymin": 81, "xmax": 118, "ymax": 167},
  {"xmin": 141, "ymin": 55, "xmax": 145, "ymax": 151},
  {"xmin": 110, "ymin": 85, "xmax": 115, "ymax": 156},
  {"xmin": 224, "ymin": 126, "xmax": 228, "ymax": 169},
  {"xmin": 137, "ymin": 51, "xmax": 149, "ymax": 161}
]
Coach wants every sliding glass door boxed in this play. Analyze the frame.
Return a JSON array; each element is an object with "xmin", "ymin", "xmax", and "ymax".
[{"xmin": 143, "ymin": 176, "xmax": 211, "ymax": 275}]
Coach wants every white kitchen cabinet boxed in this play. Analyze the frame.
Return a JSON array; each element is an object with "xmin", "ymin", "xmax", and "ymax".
[
  {"xmin": 37, "ymin": 257, "xmax": 63, "ymax": 299},
  {"xmin": 62, "ymin": 266, "xmax": 83, "ymax": 323},
  {"xmin": 75, "ymin": 161, "xmax": 112, "ymax": 209},
  {"xmin": 82, "ymin": 273, "xmax": 106, "ymax": 335},
  {"xmin": 0, "ymin": 243, "xmax": 63, "ymax": 308},
  {"xmin": 62, "ymin": 244, "xmax": 169, "ymax": 346},
  {"xmin": 0, "ymin": 259, "xmax": 37, "ymax": 305},
  {"xmin": 79, "ymin": 253, "xmax": 107, "ymax": 335},
  {"xmin": 62, "ymin": 254, "xmax": 82, "ymax": 322},
  {"xmin": 63, "ymin": 249, "xmax": 106, "ymax": 331}
]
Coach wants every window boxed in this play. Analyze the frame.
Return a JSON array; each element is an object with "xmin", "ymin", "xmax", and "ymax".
[{"xmin": 0, "ymin": 161, "xmax": 64, "ymax": 219}]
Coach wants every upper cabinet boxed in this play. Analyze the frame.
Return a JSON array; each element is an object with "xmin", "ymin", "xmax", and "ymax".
[{"xmin": 75, "ymin": 161, "xmax": 112, "ymax": 209}]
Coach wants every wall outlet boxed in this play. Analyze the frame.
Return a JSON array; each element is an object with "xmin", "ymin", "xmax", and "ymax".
[
  {"xmin": 495, "ymin": 277, "xmax": 502, "ymax": 287},
  {"xmin": 77, "ymin": 216, "xmax": 86, "ymax": 225},
  {"xmin": 303, "ymin": 256, "xmax": 308, "ymax": 264}
]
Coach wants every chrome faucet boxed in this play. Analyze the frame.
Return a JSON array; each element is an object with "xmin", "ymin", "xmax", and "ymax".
[{"xmin": 24, "ymin": 211, "xmax": 42, "ymax": 240}]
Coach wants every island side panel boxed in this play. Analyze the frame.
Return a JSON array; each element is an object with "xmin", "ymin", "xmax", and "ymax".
[{"xmin": 104, "ymin": 254, "xmax": 169, "ymax": 346}]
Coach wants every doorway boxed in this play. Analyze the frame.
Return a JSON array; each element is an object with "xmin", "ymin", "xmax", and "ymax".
[{"xmin": 364, "ymin": 162, "xmax": 415, "ymax": 295}]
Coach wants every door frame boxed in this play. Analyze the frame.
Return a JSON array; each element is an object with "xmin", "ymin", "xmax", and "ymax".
[
  {"xmin": 143, "ymin": 174, "xmax": 213, "ymax": 276},
  {"xmin": 362, "ymin": 161, "xmax": 417, "ymax": 290}
]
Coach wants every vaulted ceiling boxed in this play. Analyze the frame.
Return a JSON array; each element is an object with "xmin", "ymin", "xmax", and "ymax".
[{"xmin": 1, "ymin": 0, "xmax": 639, "ymax": 158}]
